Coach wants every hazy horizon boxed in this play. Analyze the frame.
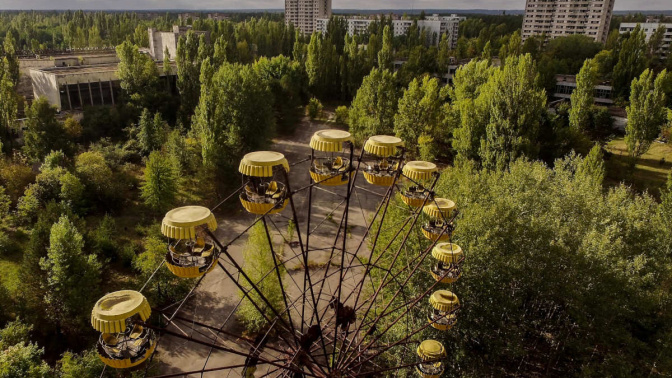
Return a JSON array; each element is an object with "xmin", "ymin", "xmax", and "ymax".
[{"xmin": 0, "ymin": 0, "xmax": 669, "ymax": 12}]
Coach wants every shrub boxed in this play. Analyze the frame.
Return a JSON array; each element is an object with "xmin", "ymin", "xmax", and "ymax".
[
  {"xmin": 306, "ymin": 97, "xmax": 323, "ymax": 120},
  {"xmin": 334, "ymin": 106, "xmax": 349, "ymax": 125}
]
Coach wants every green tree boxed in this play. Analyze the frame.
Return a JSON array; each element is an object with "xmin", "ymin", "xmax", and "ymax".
[
  {"xmin": 192, "ymin": 60, "xmax": 274, "ymax": 173},
  {"xmin": 372, "ymin": 154, "xmax": 672, "ymax": 376},
  {"xmin": 306, "ymin": 97, "xmax": 323, "ymax": 120},
  {"xmin": 134, "ymin": 234, "xmax": 193, "ymax": 304},
  {"xmin": 478, "ymin": 55, "xmax": 547, "ymax": 170},
  {"xmin": 334, "ymin": 106, "xmax": 349, "ymax": 125},
  {"xmin": 176, "ymin": 31, "xmax": 203, "ymax": 125},
  {"xmin": 498, "ymin": 30, "xmax": 522, "ymax": 61},
  {"xmin": 237, "ymin": 223, "xmax": 286, "ymax": 334},
  {"xmin": 625, "ymin": 69, "xmax": 669, "ymax": 160},
  {"xmin": 577, "ymin": 143, "xmax": 605, "ymax": 186},
  {"xmin": 75, "ymin": 151, "xmax": 116, "ymax": 203},
  {"xmin": 613, "ymin": 25, "xmax": 647, "ymax": 99},
  {"xmin": 378, "ymin": 25, "xmax": 393, "ymax": 71},
  {"xmin": 2, "ymin": 34, "xmax": 20, "ymax": 86},
  {"xmin": 569, "ymin": 58, "xmax": 598, "ymax": 131},
  {"xmin": 141, "ymin": 151, "xmax": 178, "ymax": 211},
  {"xmin": 0, "ymin": 319, "xmax": 32, "ymax": 349},
  {"xmin": 212, "ymin": 35, "xmax": 228, "ymax": 68},
  {"xmin": 0, "ymin": 343, "xmax": 50, "ymax": 378},
  {"xmin": 57, "ymin": 349, "xmax": 105, "ymax": 378},
  {"xmin": 305, "ymin": 32, "xmax": 339, "ymax": 98},
  {"xmin": 137, "ymin": 108, "xmax": 166, "ymax": 154},
  {"xmin": 348, "ymin": 68, "xmax": 400, "ymax": 143},
  {"xmin": 253, "ymin": 55, "xmax": 306, "ymax": 133},
  {"xmin": 0, "ymin": 74, "xmax": 18, "ymax": 152},
  {"xmin": 437, "ymin": 33, "xmax": 452, "ymax": 74},
  {"xmin": 23, "ymin": 97, "xmax": 69, "ymax": 161},
  {"xmin": 40, "ymin": 215, "xmax": 101, "ymax": 331},
  {"xmin": 394, "ymin": 76, "xmax": 445, "ymax": 157},
  {"xmin": 115, "ymin": 41, "xmax": 159, "ymax": 109}
]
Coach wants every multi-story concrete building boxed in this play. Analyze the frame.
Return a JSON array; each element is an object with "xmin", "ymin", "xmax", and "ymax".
[
  {"xmin": 521, "ymin": 0, "xmax": 615, "ymax": 44},
  {"xmin": 148, "ymin": 26, "xmax": 210, "ymax": 61},
  {"xmin": 315, "ymin": 14, "xmax": 465, "ymax": 48},
  {"xmin": 285, "ymin": 0, "xmax": 332, "ymax": 35},
  {"xmin": 619, "ymin": 22, "xmax": 672, "ymax": 60}
]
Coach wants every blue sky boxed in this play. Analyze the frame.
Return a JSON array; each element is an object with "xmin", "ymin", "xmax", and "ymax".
[{"xmin": 0, "ymin": 0, "xmax": 668, "ymax": 10}]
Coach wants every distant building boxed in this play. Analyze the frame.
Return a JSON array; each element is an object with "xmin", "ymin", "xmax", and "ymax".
[
  {"xmin": 521, "ymin": 0, "xmax": 615, "ymax": 44},
  {"xmin": 315, "ymin": 14, "xmax": 465, "ymax": 48},
  {"xmin": 29, "ymin": 58, "xmax": 176, "ymax": 111},
  {"xmin": 148, "ymin": 26, "xmax": 210, "ymax": 61},
  {"xmin": 554, "ymin": 74, "xmax": 613, "ymax": 105},
  {"xmin": 619, "ymin": 22, "xmax": 672, "ymax": 60},
  {"xmin": 285, "ymin": 0, "xmax": 332, "ymax": 35}
]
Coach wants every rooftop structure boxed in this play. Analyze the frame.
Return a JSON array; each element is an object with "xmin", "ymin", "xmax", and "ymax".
[
  {"xmin": 148, "ymin": 25, "xmax": 210, "ymax": 61},
  {"xmin": 285, "ymin": 0, "xmax": 332, "ymax": 35},
  {"xmin": 521, "ymin": 0, "xmax": 615, "ymax": 44},
  {"xmin": 619, "ymin": 22, "xmax": 672, "ymax": 60},
  {"xmin": 316, "ymin": 14, "xmax": 465, "ymax": 48}
]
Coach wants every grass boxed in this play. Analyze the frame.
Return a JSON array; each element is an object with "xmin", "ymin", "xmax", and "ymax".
[
  {"xmin": 605, "ymin": 137, "xmax": 672, "ymax": 195},
  {"xmin": 0, "ymin": 251, "xmax": 22, "ymax": 295}
]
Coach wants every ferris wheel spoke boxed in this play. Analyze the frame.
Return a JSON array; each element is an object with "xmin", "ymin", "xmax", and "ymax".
[
  {"xmin": 342, "ymin": 264, "xmax": 454, "ymax": 370},
  {"xmin": 338, "ymin": 221, "xmax": 447, "ymax": 368},
  {"xmin": 261, "ymin": 217, "xmax": 300, "ymax": 339},
  {"xmin": 281, "ymin": 167, "xmax": 335, "ymax": 373}
]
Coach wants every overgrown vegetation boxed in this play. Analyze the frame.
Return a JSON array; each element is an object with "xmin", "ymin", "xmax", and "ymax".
[{"xmin": 0, "ymin": 7, "xmax": 670, "ymax": 377}]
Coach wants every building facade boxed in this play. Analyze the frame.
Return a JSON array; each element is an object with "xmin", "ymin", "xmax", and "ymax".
[
  {"xmin": 619, "ymin": 22, "xmax": 672, "ymax": 60},
  {"xmin": 521, "ymin": 0, "xmax": 615, "ymax": 44},
  {"xmin": 554, "ymin": 74, "xmax": 613, "ymax": 105},
  {"xmin": 285, "ymin": 0, "xmax": 332, "ymax": 35},
  {"xmin": 315, "ymin": 15, "xmax": 465, "ymax": 48}
]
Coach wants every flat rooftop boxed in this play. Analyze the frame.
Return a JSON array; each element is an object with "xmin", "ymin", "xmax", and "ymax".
[
  {"xmin": 34, "ymin": 63, "xmax": 119, "ymax": 75},
  {"xmin": 31, "ymin": 61, "xmax": 175, "ymax": 76}
]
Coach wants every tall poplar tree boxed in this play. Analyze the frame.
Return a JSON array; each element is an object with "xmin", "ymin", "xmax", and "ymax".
[
  {"xmin": 377, "ymin": 25, "xmax": 393, "ymax": 71},
  {"xmin": 348, "ymin": 68, "xmax": 400, "ymax": 143},
  {"xmin": 625, "ymin": 69, "xmax": 668, "ymax": 160},
  {"xmin": 40, "ymin": 215, "xmax": 101, "ymax": 331},
  {"xmin": 569, "ymin": 58, "xmax": 598, "ymax": 131}
]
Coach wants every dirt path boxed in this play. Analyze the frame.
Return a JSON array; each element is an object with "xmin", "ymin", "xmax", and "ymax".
[{"xmin": 155, "ymin": 115, "xmax": 386, "ymax": 377}]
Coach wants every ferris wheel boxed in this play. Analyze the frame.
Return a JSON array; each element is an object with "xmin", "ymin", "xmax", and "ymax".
[{"xmin": 89, "ymin": 130, "xmax": 466, "ymax": 377}]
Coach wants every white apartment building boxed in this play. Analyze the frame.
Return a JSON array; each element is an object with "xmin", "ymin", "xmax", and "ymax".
[
  {"xmin": 315, "ymin": 15, "xmax": 465, "ymax": 48},
  {"xmin": 521, "ymin": 0, "xmax": 615, "ymax": 44},
  {"xmin": 619, "ymin": 22, "xmax": 672, "ymax": 60},
  {"xmin": 285, "ymin": 0, "xmax": 332, "ymax": 35}
]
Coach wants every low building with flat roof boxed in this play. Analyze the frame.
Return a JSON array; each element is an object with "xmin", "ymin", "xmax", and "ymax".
[
  {"xmin": 30, "ymin": 61, "xmax": 175, "ymax": 111},
  {"xmin": 554, "ymin": 74, "xmax": 613, "ymax": 105}
]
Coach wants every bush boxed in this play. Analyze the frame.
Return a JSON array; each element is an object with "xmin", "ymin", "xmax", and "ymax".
[
  {"xmin": 334, "ymin": 106, "xmax": 349, "ymax": 124},
  {"xmin": 90, "ymin": 215, "xmax": 117, "ymax": 260},
  {"xmin": 0, "ymin": 160, "xmax": 35, "ymax": 203},
  {"xmin": 305, "ymin": 98, "xmax": 323, "ymax": 120},
  {"xmin": 41, "ymin": 150, "xmax": 67, "ymax": 171},
  {"xmin": 57, "ymin": 349, "xmax": 105, "ymax": 378},
  {"xmin": 0, "ymin": 230, "xmax": 20, "ymax": 258}
]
